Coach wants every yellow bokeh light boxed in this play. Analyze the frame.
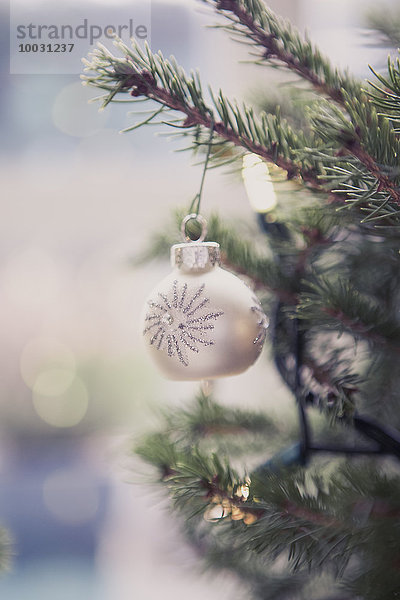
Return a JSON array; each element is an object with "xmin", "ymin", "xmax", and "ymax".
[
  {"xmin": 20, "ymin": 337, "xmax": 76, "ymax": 390},
  {"xmin": 52, "ymin": 81, "xmax": 108, "ymax": 138},
  {"xmin": 32, "ymin": 376, "xmax": 88, "ymax": 428},
  {"xmin": 242, "ymin": 153, "xmax": 277, "ymax": 213},
  {"xmin": 33, "ymin": 368, "xmax": 76, "ymax": 397}
]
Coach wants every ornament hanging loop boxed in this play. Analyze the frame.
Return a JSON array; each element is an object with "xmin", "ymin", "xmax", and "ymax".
[{"xmin": 181, "ymin": 213, "xmax": 208, "ymax": 243}]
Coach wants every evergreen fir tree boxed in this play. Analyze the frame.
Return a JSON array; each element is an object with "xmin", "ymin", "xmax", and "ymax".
[{"xmin": 82, "ymin": 2, "xmax": 400, "ymax": 598}]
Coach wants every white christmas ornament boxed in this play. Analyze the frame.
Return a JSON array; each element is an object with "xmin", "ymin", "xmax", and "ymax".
[{"xmin": 141, "ymin": 215, "xmax": 268, "ymax": 380}]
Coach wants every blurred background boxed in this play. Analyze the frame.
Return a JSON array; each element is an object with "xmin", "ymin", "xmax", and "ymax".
[{"xmin": 0, "ymin": 0, "xmax": 398, "ymax": 598}]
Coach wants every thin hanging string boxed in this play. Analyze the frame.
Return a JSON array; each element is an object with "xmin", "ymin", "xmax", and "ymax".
[{"xmin": 188, "ymin": 117, "xmax": 215, "ymax": 216}]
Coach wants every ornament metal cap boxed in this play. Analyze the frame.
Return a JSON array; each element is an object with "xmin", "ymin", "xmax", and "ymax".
[
  {"xmin": 171, "ymin": 213, "xmax": 220, "ymax": 272},
  {"xmin": 171, "ymin": 241, "xmax": 221, "ymax": 272}
]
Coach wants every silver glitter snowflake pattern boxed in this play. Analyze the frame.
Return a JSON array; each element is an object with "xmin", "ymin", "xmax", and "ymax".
[
  {"xmin": 143, "ymin": 280, "xmax": 224, "ymax": 367},
  {"xmin": 251, "ymin": 298, "xmax": 269, "ymax": 353}
]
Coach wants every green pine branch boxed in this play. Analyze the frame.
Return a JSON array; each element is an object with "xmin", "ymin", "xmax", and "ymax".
[
  {"xmin": 368, "ymin": 56, "xmax": 400, "ymax": 131},
  {"xmin": 207, "ymin": 0, "xmax": 400, "ymax": 218},
  {"xmin": 206, "ymin": 0, "xmax": 360, "ymax": 104},
  {"xmin": 136, "ymin": 408, "xmax": 400, "ymax": 598},
  {"xmin": 311, "ymin": 93, "xmax": 400, "ymax": 217},
  {"xmin": 82, "ymin": 40, "xmax": 328, "ymax": 190},
  {"xmin": 156, "ymin": 392, "xmax": 297, "ymax": 458},
  {"xmin": 167, "ymin": 392, "xmax": 277, "ymax": 439},
  {"xmin": 82, "ymin": 19, "xmax": 400, "ymax": 225},
  {"xmin": 297, "ymin": 279, "xmax": 400, "ymax": 354},
  {"xmin": 206, "ymin": 0, "xmax": 400, "ymax": 214}
]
